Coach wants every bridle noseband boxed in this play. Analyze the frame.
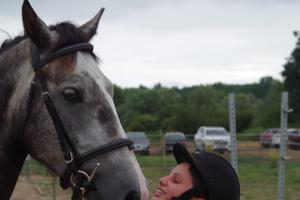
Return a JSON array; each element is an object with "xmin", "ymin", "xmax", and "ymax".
[{"xmin": 27, "ymin": 42, "xmax": 134, "ymax": 200}]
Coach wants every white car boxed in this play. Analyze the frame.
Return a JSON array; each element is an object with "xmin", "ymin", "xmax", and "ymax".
[
  {"xmin": 271, "ymin": 129, "xmax": 281, "ymax": 148},
  {"xmin": 272, "ymin": 128, "xmax": 299, "ymax": 148},
  {"xmin": 194, "ymin": 126, "xmax": 231, "ymax": 153}
]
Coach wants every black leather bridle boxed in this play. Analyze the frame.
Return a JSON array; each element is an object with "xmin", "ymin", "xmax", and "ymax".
[{"xmin": 27, "ymin": 42, "xmax": 134, "ymax": 200}]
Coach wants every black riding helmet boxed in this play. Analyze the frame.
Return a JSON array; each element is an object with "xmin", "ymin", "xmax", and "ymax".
[{"xmin": 171, "ymin": 143, "xmax": 240, "ymax": 200}]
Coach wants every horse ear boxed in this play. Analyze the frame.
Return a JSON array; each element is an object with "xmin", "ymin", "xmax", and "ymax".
[
  {"xmin": 22, "ymin": 0, "xmax": 56, "ymax": 49},
  {"xmin": 79, "ymin": 8, "xmax": 105, "ymax": 41}
]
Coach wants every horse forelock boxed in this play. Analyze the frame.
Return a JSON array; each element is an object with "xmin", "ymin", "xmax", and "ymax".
[
  {"xmin": 0, "ymin": 21, "xmax": 97, "ymax": 59},
  {"xmin": 49, "ymin": 22, "xmax": 97, "ymax": 59},
  {"xmin": 42, "ymin": 54, "xmax": 76, "ymax": 78},
  {"xmin": 38, "ymin": 22, "xmax": 98, "ymax": 76},
  {"xmin": 49, "ymin": 22, "xmax": 87, "ymax": 50}
]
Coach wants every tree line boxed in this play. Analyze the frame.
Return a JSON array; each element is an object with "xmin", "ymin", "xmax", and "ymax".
[{"xmin": 113, "ymin": 77, "xmax": 283, "ymax": 135}]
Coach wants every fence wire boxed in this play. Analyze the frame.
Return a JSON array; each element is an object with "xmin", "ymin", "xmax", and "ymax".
[{"xmin": 14, "ymin": 132, "xmax": 300, "ymax": 200}]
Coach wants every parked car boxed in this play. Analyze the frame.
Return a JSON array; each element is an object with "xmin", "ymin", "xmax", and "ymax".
[
  {"xmin": 271, "ymin": 128, "xmax": 281, "ymax": 148},
  {"xmin": 164, "ymin": 132, "xmax": 186, "ymax": 153},
  {"xmin": 261, "ymin": 128, "xmax": 298, "ymax": 148},
  {"xmin": 127, "ymin": 132, "xmax": 150, "ymax": 155},
  {"xmin": 287, "ymin": 128, "xmax": 300, "ymax": 137},
  {"xmin": 194, "ymin": 126, "xmax": 231, "ymax": 153},
  {"xmin": 288, "ymin": 129, "xmax": 300, "ymax": 150},
  {"xmin": 260, "ymin": 128, "xmax": 280, "ymax": 148}
]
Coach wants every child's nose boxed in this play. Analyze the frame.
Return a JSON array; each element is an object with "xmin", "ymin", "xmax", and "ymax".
[{"xmin": 159, "ymin": 176, "xmax": 168, "ymax": 187}]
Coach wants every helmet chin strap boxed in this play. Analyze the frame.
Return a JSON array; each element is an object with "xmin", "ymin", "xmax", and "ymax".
[{"xmin": 171, "ymin": 186, "xmax": 207, "ymax": 200}]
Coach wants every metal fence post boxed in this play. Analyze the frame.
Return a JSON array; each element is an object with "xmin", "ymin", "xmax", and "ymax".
[
  {"xmin": 229, "ymin": 93, "xmax": 238, "ymax": 173},
  {"xmin": 278, "ymin": 92, "xmax": 290, "ymax": 200},
  {"xmin": 160, "ymin": 130, "xmax": 166, "ymax": 167}
]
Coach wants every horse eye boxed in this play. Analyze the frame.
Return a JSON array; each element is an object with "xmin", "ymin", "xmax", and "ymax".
[{"xmin": 62, "ymin": 87, "xmax": 82, "ymax": 103}]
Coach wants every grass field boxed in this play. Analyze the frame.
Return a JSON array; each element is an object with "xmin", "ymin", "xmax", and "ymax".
[
  {"xmin": 136, "ymin": 154, "xmax": 300, "ymax": 200},
  {"xmin": 21, "ymin": 154, "xmax": 300, "ymax": 200}
]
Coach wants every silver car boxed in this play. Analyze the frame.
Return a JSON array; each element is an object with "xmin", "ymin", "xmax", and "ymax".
[{"xmin": 194, "ymin": 126, "xmax": 231, "ymax": 153}]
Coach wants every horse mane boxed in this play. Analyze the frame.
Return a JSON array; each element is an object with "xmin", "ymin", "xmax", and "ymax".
[
  {"xmin": 0, "ymin": 35, "xmax": 27, "ymax": 55},
  {"xmin": 0, "ymin": 22, "xmax": 97, "ymax": 59}
]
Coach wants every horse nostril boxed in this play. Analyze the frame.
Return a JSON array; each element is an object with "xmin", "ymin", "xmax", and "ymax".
[{"xmin": 125, "ymin": 190, "xmax": 140, "ymax": 200}]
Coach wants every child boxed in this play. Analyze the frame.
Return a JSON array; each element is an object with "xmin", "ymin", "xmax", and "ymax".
[{"xmin": 152, "ymin": 143, "xmax": 240, "ymax": 200}]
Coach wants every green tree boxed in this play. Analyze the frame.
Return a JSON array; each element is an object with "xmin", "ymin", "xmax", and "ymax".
[
  {"xmin": 113, "ymin": 85, "xmax": 125, "ymax": 106},
  {"xmin": 173, "ymin": 86, "xmax": 228, "ymax": 134},
  {"xmin": 235, "ymin": 93, "xmax": 258, "ymax": 131},
  {"xmin": 212, "ymin": 76, "xmax": 275, "ymax": 99},
  {"xmin": 252, "ymin": 80, "xmax": 283, "ymax": 128},
  {"xmin": 128, "ymin": 114, "xmax": 160, "ymax": 132},
  {"xmin": 281, "ymin": 32, "xmax": 300, "ymax": 123}
]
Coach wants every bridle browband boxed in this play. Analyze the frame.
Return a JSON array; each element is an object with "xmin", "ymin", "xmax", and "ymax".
[{"xmin": 27, "ymin": 42, "xmax": 134, "ymax": 200}]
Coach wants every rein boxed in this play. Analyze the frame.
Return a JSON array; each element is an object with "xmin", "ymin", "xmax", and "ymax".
[{"xmin": 26, "ymin": 42, "xmax": 134, "ymax": 200}]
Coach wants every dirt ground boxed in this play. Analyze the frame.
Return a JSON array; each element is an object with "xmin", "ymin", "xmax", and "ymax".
[
  {"xmin": 11, "ymin": 176, "xmax": 43, "ymax": 200},
  {"xmin": 11, "ymin": 175, "xmax": 71, "ymax": 200}
]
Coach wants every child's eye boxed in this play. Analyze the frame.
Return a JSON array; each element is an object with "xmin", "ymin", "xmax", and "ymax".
[{"xmin": 173, "ymin": 179, "xmax": 180, "ymax": 183}]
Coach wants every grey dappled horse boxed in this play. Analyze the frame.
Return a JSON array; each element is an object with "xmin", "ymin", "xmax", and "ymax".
[{"xmin": 0, "ymin": 1, "xmax": 148, "ymax": 200}]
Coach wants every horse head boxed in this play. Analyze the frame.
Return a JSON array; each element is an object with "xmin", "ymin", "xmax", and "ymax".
[{"xmin": 0, "ymin": 1, "xmax": 148, "ymax": 199}]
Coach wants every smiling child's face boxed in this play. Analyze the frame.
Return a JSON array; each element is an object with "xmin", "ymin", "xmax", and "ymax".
[{"xmin": 151, "ymin": 162, "xmax": 194, "ymax": 200}]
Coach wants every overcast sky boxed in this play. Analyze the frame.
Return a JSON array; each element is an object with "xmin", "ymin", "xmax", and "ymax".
[{"xmin": 1, "ymin": 0, "xmax": 300, "ymax": 88}]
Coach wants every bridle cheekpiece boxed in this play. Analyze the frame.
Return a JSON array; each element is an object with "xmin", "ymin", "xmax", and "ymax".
[{"xmin": 27, "ymin": 42, "xmax": 134, "ymax": 200}]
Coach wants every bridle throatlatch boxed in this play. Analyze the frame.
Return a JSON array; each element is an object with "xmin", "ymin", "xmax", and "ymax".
[{"xmin": 29, "ymin": 42, "xmax": 134, "ymax": 200}]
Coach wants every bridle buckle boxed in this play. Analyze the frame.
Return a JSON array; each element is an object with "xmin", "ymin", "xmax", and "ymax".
[
  {"xmin": 65, "ymin": 152, "xmax": 74, "ymax": 164},
  {"xmin": 70, "ymin": 163, "xmax": 101, "ymax": 197}
]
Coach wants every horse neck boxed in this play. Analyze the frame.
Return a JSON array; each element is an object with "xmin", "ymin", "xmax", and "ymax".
[{"xmin": 0, "ymin": 39, "xmax": 32, "ymax": 198}]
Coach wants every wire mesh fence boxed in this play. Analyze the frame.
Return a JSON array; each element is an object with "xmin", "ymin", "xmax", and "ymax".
[{"xmin": 13, "ymin": 132, "xmax": 300, "ymax": 200}]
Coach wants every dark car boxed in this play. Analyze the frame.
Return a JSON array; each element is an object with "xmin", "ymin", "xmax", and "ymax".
[
  {"xmin": 164, "ymin": 132, "xmax": 186, "ymax": 153},
  {"xmin": 288, "ymin": 129, "xmax": 300, "ymax": 150},
  {"xmin": 127, "ymin": 132, "xmax": 150, "ymax": 155},
  {"xmin": 260, "ymin": 128, "xmax": 280, "ymax": 148}
]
